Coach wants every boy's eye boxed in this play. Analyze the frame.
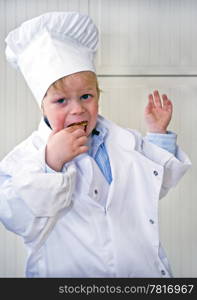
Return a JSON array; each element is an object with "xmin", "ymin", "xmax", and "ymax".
[
  {"xmin": 81, "ymin": 94, "xmax": 92, "ymax": 100},
  {"xmin": 56, "ymin": 98, "xmax": 66, "ymax": 104}
]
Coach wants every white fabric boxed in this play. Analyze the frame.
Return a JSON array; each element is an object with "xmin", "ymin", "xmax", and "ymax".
[
  {"xmin": 0, "ymin": 115, "xmax": 191, "ymax": 277},
  {"xmin": 5, "ymin": 11, "xmax": 98, "ymax": 106}
]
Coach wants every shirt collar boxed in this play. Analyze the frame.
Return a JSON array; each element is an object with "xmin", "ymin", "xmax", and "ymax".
[{"xmin": 88, "ymin": 121, "xmax": 108, "ymax": 157}]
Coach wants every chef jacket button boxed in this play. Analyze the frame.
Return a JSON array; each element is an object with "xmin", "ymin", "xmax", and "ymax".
[
  {"xmin": 153, "ymin": 170, "xmax": 158, "ymax": 176},
  {"xmin": 94, "ymin": 189, "xmax": 98, "ymax": 195},
  {"xmin": 161, "ymin": 270, "xmax": 166, "ymax": 276},
  {"xmin": 149, "ymin": 219, "xmax": 154, "ymax": 224}
]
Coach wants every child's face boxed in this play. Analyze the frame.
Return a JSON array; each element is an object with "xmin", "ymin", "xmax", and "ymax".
[{"xmin": 42, "ymin": 71, "xmax": 99, "ymax": 136}]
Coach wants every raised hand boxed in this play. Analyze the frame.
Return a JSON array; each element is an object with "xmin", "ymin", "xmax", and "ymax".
[{"xmin": 144, "ymin": 90, "xmax": 173, "ymax": 133}]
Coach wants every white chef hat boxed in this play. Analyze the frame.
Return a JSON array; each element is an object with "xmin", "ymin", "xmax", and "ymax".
[{"xmin": 5, "ymin": 11, "xmax": 99, "ymax": 107}]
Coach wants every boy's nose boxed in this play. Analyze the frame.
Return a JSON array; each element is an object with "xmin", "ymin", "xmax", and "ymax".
[{"xmin": 70, "ymin": 100, "xmax": 85, "ymax": 115}]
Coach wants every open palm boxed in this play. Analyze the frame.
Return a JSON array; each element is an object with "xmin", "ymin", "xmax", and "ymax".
[{"xmin": 144, "ymin": 90, "xmax": 173, "ymax": 133}]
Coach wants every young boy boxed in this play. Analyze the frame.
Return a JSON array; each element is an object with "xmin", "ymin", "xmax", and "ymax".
[{"xmin": 0, "ymin": 12, "xmax": 191, "ymax": 278}]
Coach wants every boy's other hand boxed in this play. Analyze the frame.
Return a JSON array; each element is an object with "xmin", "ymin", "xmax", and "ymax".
[{"xmin": 144, "ymin": 90, "xmax": 173, "ymax": 134}]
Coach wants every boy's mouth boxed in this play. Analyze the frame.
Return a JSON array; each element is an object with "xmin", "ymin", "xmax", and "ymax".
[{"xmin": 67, "ymin": 121, "xmax": 88, "ymax": 132}]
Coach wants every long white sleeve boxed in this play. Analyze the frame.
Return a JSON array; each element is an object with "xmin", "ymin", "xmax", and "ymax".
[{"xmin": 0, "ymin": 141, "xmax": 76, "ymax": 245}]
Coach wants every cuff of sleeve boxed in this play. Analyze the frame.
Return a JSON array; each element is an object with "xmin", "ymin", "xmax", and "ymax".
[
  {"xmin": 145, "ymin": 131, "xmax": 177, "ymax": 155},
  {"xmin": 45, "ymin": 163, "xmax": 70, "ymax": 173},
  {"xmin": 146, "ymin": 131, "xmax": 177, "ymax": 138}
]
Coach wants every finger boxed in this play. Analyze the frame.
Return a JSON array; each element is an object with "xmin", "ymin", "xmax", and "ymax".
[
  {"xmin": 148, "ymin": 94, "xmax": 154, "ymax": 105},
  {"xmin": 165, "ymin": 99, "xmax": 173, "ymax": 112},
  {"xmin": 62, "ymin": 126, "xmax": 85, "ymax": 139},
  {"xmin": 75, "ymin": 136, "xmax": 88, "ymax": 146},
  {"xmin": 153, "ymin": 90, "xmax": 162, "ymax": 108},
  {"xmin": 71, "ymin": 127, "xmax": 87, "ymax": 138},
  {"xmin": 65, "ymin": 124, "xmax": 81, "ymax": 131},
  {"xmin": 75, "ymin": 145, "xmax": 89, "ymax": 155},
  {"xmin": 145, "ymin": 94, "xmax": 154, "ymax": 114},
  {"xmin": 148, "ymin": 94, "xmax": 155, "ymax": 107},
  {"xmin": 162, "ymin": 94, "xmax": 172, "ymax": 105},
  {"xmin": 162, "ymin": 94, "xmax": 170, "ymax": 105},
  {"xmin": 162, "ymin": 94, "xmax": 169, "ymax": 109}
]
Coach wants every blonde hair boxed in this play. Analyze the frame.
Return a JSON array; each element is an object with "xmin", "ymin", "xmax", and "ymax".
[{"xmin": 52, "ymin": 71, "xmax": 100, "ymax": 96}]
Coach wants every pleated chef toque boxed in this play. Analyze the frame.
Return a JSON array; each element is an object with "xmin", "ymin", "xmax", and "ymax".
[{"xmin": 5, "ymin": 11, "xmax": 99, "ymax": 107}]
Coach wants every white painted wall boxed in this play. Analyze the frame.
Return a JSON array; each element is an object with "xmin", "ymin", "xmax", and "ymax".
[{"xmin": 0, "ymin": 0, "xmax": 196, "ymax": 277}]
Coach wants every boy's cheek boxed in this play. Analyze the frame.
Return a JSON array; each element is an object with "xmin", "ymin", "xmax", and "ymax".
[
  {"xmin": 87, "ymin": 116, "xmax": 98, "ymax": 135},
  {"xmin": 48, "ymin": 117, "xmax": 65, "ymax": 131}
]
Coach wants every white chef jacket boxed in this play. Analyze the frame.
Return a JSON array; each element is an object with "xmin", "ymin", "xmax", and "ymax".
[{"xmin": 0, "ymin": 115, "xmax": 191, "ymax": 277}]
